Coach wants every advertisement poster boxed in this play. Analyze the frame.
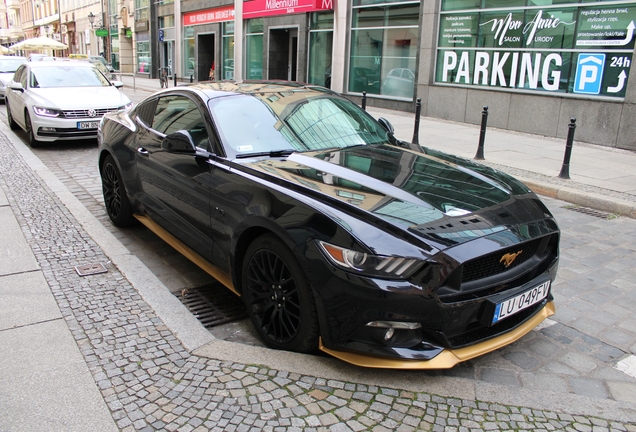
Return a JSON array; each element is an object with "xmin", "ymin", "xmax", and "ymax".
[{"xmin": 435, "ymin": 4, "xmax": 635, "ymax": 98}]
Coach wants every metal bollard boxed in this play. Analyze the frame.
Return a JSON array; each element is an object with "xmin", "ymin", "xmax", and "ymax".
[
  {"xmin": 361, "ymin": 91, "xmax": 367, "ymax": 111},
  {"xmin": 412, "ymin": 98, "xmax": 422, "ymax": 145},
  {"xmin": 190, "ymin": 75, "xmax": 193, "ymax": 83},
  {"xmin": 474, "ymin": 106, "xmax": 489, "ymax": 160},
  {"xmin": 173, "ymin": 74, "xmax": 177, "ymax": 87},
  {"xmin": 558, "ymin": 118, "xmax": 577, "ymax": 180}
]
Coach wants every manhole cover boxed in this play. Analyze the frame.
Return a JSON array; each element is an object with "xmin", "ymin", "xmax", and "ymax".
[
  {"xmin": 176, "ymin": 284, "xmax": 247, "ymax": 328},
  {"xmin": 562, "ymin": 205, "xmax": 615, "ymax": 219},
  {"xmin": 75, "ymin": 263, "xmax": 108, "ymax": 276}
]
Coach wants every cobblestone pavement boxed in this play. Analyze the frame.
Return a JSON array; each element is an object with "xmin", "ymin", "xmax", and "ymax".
[{"xmin": 1, "ymin": 110, "xmax": 636, "ymax": 429}]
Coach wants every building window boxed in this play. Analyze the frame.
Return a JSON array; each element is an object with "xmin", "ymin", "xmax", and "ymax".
[
  {"xmin": 246, "ymin": 19, "xmax": 263, "ymax": 79},
  {"xmin": 349, "ymin": 1, "xmax": 419, "ymax": 100},
  {"xmin": 135, "ymin": 0, "xmax": 149, "ymax": 21},
  {"xmin": 308, "ymin": 12, "xmax": 333, "ymax": 88},
  {"xmin": 222, "ymin": 21, "xmax": 234, "ymax": 80},
  {"xmin": 159, "ymin": 16, "xmax": 175, "ymax": 28}
]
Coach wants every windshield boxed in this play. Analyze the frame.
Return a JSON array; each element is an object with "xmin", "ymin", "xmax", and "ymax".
[
  {"xmin": 30, "ymin": 65, "xmax": 111, "ymax": 88},
  {"xmin": 209, "ymin": 93, "xmax": 389, "ymax": 156},
  {"xmin": 0, "ymin": 59, "xmax": 26, "ymax": 73}
]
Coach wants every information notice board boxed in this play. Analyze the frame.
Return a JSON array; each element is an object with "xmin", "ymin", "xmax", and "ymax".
[{"xmin": 435, "ymin": 3, "xmax": 636, "ymax": 98}]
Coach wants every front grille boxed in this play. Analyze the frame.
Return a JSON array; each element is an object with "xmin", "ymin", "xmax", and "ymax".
[
  {"xmin": 461, "ymin": 238, "xmax": 541, "ymax": 283},
  {"xmin": 61, "ymin": 107, "xmax": 119, "ymax": 119},
  {"xmin": 437, "ymin": 233, "xmax": 558, "ymax": 304},
  {"xmin": 445, "ymin": 300, "xmax": 546, "ymax": 348}
]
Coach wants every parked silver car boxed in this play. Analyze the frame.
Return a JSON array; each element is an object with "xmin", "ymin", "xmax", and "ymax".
[{"xmin": 0, "ymin": 56, "xmax": 27, "ymax": 101}]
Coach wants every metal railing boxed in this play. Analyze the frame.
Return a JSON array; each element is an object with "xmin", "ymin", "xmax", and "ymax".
[{"xmin": 111, "ymin": 72, "xmax": 136, "ymax": 91}]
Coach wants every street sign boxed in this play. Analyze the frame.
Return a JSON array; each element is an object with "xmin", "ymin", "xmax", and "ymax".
[
  {"xmin": 95, "ymin": 28, "xmax": 108, "ymax": 37},
  {"xmin": 574, "ymin": 54, "xmax": 606, "ymax": 95}
]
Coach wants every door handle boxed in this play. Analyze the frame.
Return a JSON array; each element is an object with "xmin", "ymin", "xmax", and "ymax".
[{"xmin": 137, "ymin": 147, "xmax": 149, "ymax": 156}]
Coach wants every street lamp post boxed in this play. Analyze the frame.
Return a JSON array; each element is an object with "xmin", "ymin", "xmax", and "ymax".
[{"xmin": 88, "ymin": 11, "xmax": 97, "ymax": 56}]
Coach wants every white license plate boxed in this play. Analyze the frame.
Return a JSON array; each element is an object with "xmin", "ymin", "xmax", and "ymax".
[
  {"xmin": 492, "ymin": 280, "xmax": 550, "ymax": 324},
  {"xmin": 78, "ymin": 121, "xmax": 100, "ymax": 130}
]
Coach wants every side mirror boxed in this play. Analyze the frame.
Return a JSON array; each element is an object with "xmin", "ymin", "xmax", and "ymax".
[
  {"xmin": 9, "ymin": 82, "xmax": 24, "ymax": 92},
  {"xmin": 377, "ymin": 117, "xmax": 394, "ymax": 135},
  {"xmin": 162, "ymin": 130, "xmax": 197, "ymax": 153},
  {"xmin": 112, "ymin": 80, "xmax": 124, "ymax": 89}
]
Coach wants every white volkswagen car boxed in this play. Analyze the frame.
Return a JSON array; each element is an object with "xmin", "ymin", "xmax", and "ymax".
[{"xmin": 5, "ymin": 60, "xmax": 132, "ymax": 147}]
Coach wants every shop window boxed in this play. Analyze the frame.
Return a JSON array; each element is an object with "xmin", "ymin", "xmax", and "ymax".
[
  {"xmin": 308, "ymin": 12, "xmax": 333, "ymax": 87},
  {"xmin": 222, "ymin": 21, "xmax": 234, "ymax": 80},
  {"xmin": 435, "ymin": 0, "xmax": 635, "ymax": 98},
  {"xmin": 184, "ymin": 27, "xmax": 195, "ymax": 78},
  {"xmin": 137, "ymin": 41, "xmax": 151, "ymax": 73},
  {"xmin": 349, "ymin": 1, "xmax": 419, "ymax": 100},
  {"xmin": 246, "ymin": 19, "xmax": 263, "ymax": 79}
]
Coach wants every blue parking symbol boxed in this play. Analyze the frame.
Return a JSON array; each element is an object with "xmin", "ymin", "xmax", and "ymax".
[{"xmin": 574, "ymin": 54, "xmax": 605, "ymax": 95}]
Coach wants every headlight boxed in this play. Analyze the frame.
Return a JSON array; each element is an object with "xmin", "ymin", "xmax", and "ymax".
[
  {"xmin": 33, "ymin": 106, "xmax": 62, "ymax": 117},
  {"xmin": 119, "ymin": 102, "xmax": 133, "ymax": 110},
  {"xmin": 316, "ymin": 241, "xmax": 422, "ymax": 279}
]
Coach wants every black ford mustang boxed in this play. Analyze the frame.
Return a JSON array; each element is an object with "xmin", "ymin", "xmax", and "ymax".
[{"xmin": 97, "ymin": 81, "xmax": 559, "ymax": 369}]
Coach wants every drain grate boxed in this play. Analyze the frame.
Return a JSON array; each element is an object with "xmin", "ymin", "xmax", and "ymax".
[
  {"xmin": 75, "ymin": 263, "xmax": 108, "ymax": 276},
  {"xmin": 562, "ymin": 205, "xmax": 616, "ymax": 219},
  {"xmin": 176, "ymin": 284, "xmax": 247, "ymax": 328}
]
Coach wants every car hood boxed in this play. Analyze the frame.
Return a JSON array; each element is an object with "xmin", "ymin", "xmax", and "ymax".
[
  {"xmin": 241, "ymin": 144, "xmax": 551, "ymax": 247},
  {"xmin": 0, "ymin": 72, "xmax": 16, "ymax": 84},
  {"xmin": 28, "ymin": 86, "xmax": 131, "ymax": 109}
]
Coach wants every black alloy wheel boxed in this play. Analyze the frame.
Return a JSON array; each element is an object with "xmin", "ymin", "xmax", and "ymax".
[
  {"xmin": 6, "ymin": 101, "xmax": 18, "ymax": 130},
  {"xmin": 242, "ymin": 235, "xmax": 319, "ymax": 353},
  {"xmin": 101, "ymin": 155, "xmax": 136, "ymax": 227},
  {"xmin": 25, "ymin": 111, "xmax": 42, "ymax": 148}
]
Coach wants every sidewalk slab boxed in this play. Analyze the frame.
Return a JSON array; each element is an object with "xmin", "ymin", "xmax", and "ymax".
[
  {"xmin": 0, "ymin": 320, "xmax": 117, "ymax": 432},
  {"xmin": 0, "ymin": 271, "xmax": 61, "ymax": 330},
  {"xmin": 0, "ymin": 206, "xmax": 39, "ymax": 276}
]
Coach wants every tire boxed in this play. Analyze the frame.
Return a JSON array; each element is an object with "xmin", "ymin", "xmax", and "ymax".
[
  {"xmin": 101, "ymin": 155, "xmax": 136, "ymax": 227},
  {"xmin": 6, "ymin": 101, "xmax": 18, "ymax": 131},
  {"xmin": 242, "ymin": 234, "xmax": 319, "ymax": 353},
  {"xmin": 25, "ymin": 111, "xmax": 42, "ymax": 148}
]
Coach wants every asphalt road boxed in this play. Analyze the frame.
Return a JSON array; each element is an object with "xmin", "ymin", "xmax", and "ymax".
[{"xmin": 2, "ymin": 86, "xmax": 635, "ymax": 415}]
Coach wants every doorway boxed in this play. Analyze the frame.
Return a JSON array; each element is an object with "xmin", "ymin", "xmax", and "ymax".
[
  {"xmin": 268, "ymin": 28, "xmax": 298, "ymax": 81},
  {"xmin": 197, "ymin": 33, "xmax": 215, "ymax": 82},
  {"xmin": 160, "ymin": 41, "xmax": 174, "ymax": 77}
]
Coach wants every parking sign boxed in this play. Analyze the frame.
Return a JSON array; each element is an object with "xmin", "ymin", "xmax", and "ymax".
[{"xmin": 574, "ymin": 54, "xmax": 606, "ymax": 95}]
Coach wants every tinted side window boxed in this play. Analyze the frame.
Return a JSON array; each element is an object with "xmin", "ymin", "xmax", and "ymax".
[
  {"xmin": 134, "ymin": 98, "xmax": 158, "ymax": 126},
  {"xmin": 152, "ymin": 95, "xmax": 210, "ymax": 148},
  {"xmin": 15, "ymin": 66, "xmax": 27, "ymax": 87}
]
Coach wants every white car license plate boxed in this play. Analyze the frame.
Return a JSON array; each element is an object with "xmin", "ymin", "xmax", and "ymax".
[
  {"xmin": 492, "ymin": 280, "xmax": 550, "ymax": 324},
  {"xmin": 78, "ymin": 121, "xmax": 100, "ymax": 130}
]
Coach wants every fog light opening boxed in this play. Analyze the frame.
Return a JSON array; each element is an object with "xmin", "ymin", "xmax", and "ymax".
[
  {"xmin": 366, "ymin": 321, "xmax": 421, "ymax": 330},
  {"xmin": 39, "ymin": 127, "xmax": 56, "ymax": 132},
  {"xmin": 366, "ymin": 321, "xmax": 423, "ymax": 347}
]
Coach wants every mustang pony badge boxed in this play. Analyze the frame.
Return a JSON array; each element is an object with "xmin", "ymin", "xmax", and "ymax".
[{"xmin": 500, "ymin": 250, "xmax": 523, "ymax": 268}]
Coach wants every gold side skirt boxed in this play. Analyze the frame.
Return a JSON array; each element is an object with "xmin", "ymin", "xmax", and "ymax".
[
  {"xmin": 319, "ymin": 301, "xmax": 555, "ymax": 369},
  {"xmin": 134, "ymin": 214, "xmax": 239, "ymax": 296}
]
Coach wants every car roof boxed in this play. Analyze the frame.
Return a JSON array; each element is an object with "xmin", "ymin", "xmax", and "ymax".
[
  {"xmin": 26, "ymin": 60, "xmax": 95, "ymax": 68},
  {"xmin": 165, "ymin": 81, "xmax": 333, "ymax": 100}
]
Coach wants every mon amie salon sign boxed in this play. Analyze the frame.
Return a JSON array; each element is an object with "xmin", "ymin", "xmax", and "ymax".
[{"xmin": 436, "ymin": 5, "xmax": 636, "ymax": 98}]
